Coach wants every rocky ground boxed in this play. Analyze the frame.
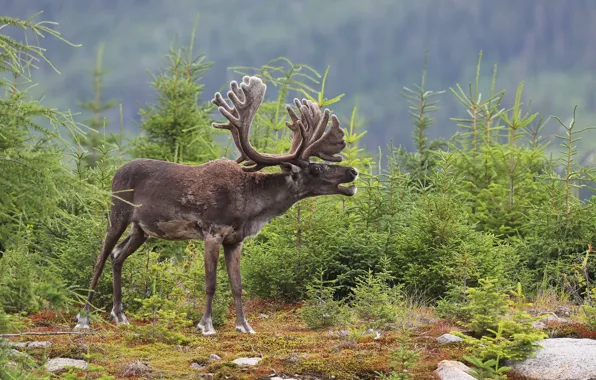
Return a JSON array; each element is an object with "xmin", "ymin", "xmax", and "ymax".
[{"xmin": 3, "ymin": 299, "xmax": 596, "ymax": 379}]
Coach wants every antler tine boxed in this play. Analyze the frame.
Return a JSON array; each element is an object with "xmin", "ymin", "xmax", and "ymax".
[
  {"xmin": 212, "ymin": 76, "xmax": 307, "ymax": 172},
  {"xmin": 212, "ymin": 91, "xmax": 248, "ymax": 164},
  {"xmin": 285, "ymin": 100, "xmax": 308, "ymax": 159},
  {"xmin": 300, "ymin": 114, "xmax": 346, "ymax": 163},
  {"xmin": 284, "ymin": 98, "xmax": 328, "ymax": 162},
  {"xmin": 283, "ymin": 98, "xmax": 346, "ymax": 164}
]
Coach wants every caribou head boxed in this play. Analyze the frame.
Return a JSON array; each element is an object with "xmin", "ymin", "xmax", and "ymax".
[{"xmin": 74, "ymin": 76, "xmax": 358, "ymax": 335}]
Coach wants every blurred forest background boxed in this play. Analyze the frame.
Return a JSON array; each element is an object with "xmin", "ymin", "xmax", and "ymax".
[{"xmin": 4, "ymin": 0, "xmax": 596, "ymax": 154}]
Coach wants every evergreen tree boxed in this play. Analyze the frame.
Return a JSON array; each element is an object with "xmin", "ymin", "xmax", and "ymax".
[
  {"xmin": 130, "ymin": 26, "xmax": 218, "ymax": 164},
  {"xmin": 76, "ymin": 43, "xmax": 118, "ymax": 167}
]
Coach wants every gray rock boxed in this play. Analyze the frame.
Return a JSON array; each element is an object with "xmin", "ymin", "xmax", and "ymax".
[
  {"xmin": 287, "ymin": 353, "xmax": 301, "ymax": 363},
  {"xmin": 508, "ymin": 338, "xmax": 596, "ymax": 380},
  {"xmin": 437, "ymin": 333, "xmax": 464, "ymax": 344},
  {"xmin": 27, "ymin": 341, "xmax": 52, "ymax": 349},
  {"xmin": 190, "ymin": 362, "xmax": 205, "ymax": 370},
  {"xmin": 45, "ymin": 358, "xmax": 89, "ymax": 373},
  {"xmin": 6, "ymin": 361, "xmax": 18, "ymax": 370},
  {"xmin": 10, "ymin": 342, "xmax": 29, "ymax": 349},
  {"xmin": 271, "ymin": 377, "xmax": 299, "ymax": 380},
  {"xmin": 434, "ymin": 360, "xmax": 476, "ymax": 380},
  {"xmin": 6, "ymin": 348, "xmax": 37, "ymax": 370},
  {"xmin": 533, "ymin": 321, "xmax": 546, "ymax": 330},
  {"xmin": 232, "ymin": 357, "xmax": 261, "ymax": 366},
  {"xmin": 6, "ymin": 349, "xmax": 31, "ymax": 360},
  {"xmin": 122, "ymin": 360, "xmax": 152, "ymax": 377},
  {"xmin": 209, "ymin": 353, "xmax": 221, "ymax": 360},
  {"xmin": 4, "ymin": 349, "xmax": 36, "ymax": 371},
  {"xmin": 204, "ymin": 374, "xmax": 214, "ymax": 380},
  {"xmin": 365, "ymin": 328, "xmax": 381, "ymax": 340}
]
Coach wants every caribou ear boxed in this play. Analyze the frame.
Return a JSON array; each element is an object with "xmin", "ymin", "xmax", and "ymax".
[{"xmin": 280, "ymin": 162, "xmax": 301, "ymax": 178}]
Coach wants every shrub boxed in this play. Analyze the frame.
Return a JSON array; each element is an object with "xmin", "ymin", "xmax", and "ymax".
[
  {"xmin": 374, "ymin": 326, "xmax": 421, "ymax": 380},
  {"xmin": 464, "ymin": 356, "xmax": 510, "ymax": 380},
  {"xmin": 460, "ymin": 278, "xmax": 509, "ymax": 336},
  {"xmin": 125, "ymin": 294, "xmax": 191, "ymax": 345},
  {"xmin": 301, "ymin": 270, "xmax": 346, "ymax": 329},
  {"xmin": 390, "ymin": 190, "xmax": 524, "ymax": 299},
  {"xmin": 455, "ymin": 280, "xmax": 547, "ymax": 362},
  {"xmin": 349, "ymin": 270, "xmax": 402, "ymax": 330},
  {"xmin": 435, "ymin": 285, "xmax": 471, "ymax": 322}
]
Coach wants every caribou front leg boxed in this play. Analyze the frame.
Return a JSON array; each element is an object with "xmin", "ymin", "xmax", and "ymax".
[
  {"xmin": 224, "ymin": 242, "xmax": 255, "ymax": 334},
  {"xmin": 196, "ymin": 236, "xmax": 221, "ymax": 335}
]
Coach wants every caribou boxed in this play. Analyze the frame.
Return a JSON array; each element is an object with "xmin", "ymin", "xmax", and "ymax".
[{"xmin": 74, "ymin": 76, "xmax": 358, "ymax": 335}]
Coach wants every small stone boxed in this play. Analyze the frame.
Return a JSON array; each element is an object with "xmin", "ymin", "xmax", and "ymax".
[
  {"xmin": 10, "ymin": 342, "xmax": 29, "ymax": 349},
  {"xmin": 5, "ymin": 349, "xmax": 36, "ymax": 370},
  {"xmin": 190, "ymin": 362, "xmax": 205, "ymax": 370},
  {"xmin": 209, "ymin": 353, "xmax": 221, "ymax": 361},
  {"xmin": 6, "ymin": 349, "xmax": 33, "ymax": 361},
  {"xmin": 436, "ymin": 333, "xmax": 464, "ymax": 344},
  {"xmin": 232, "ymin": 357, "xmax": 261, "ymax": 366},
  {"xmin": 45, "ymin": 358, "xmax": 89, "ymax": 373},
  {"xmin": 556, "ymin": 306, "xmax": 572, "ymax": 317},
  {"xmin": 6, "ymin": 361, "xmax": 18, "ymax": 370},
  {"xmin": 287, "ymin": 353, "xmax": 301, "ymax": 363},
  {"xmin": 533, "ymin": 321, "xmax": 546, "ymax": 330},
  {"xmin": 204, "ymin": 374, "xmax": 214, "ymax": 380},
  {"xmin": 434, "ymin": 360, "xmax": 475, "ymax": 380},
  {"xmin": 122, "ymin": 360, "xmax": 152, "ymax": 377},
  {"xmin": 27, "ymin": 341, "xmax": 52, "ymax": 349},
  {"xmin": 259, "ymin": 313, "xmax": 268, "ymax": 318}
]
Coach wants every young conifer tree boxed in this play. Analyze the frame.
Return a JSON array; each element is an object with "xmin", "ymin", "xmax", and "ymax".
[
  {"xmin": 130, "ymin": 22, "xmax": 218, "ymax": 164},
  {"xmin": 76, "ymin": 43, "xmax": 118, "ymax": 167}
]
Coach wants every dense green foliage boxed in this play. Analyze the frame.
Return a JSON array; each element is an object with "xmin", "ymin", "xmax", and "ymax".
[{"xmin": 2, "ymin": 11, "xmax": 596, "ymax": 378}]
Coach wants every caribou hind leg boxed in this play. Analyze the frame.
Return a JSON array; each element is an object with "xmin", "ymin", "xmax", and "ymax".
[
  {"xmin": 75, "ymin": 219, "xmax": 128, "ymax": 330},
  {"xmin": 196, "ymin": 235, "xmax": 221, "ymax": 335},
  {"xmin": 110, "ymin": 222, "xmax": 147, "ymax": 325}
]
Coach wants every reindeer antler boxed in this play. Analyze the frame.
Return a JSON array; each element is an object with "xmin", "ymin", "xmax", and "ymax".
[
  {"xmin": 286, "ymin": 98, "xmax": 346, "ymax": 164},
  {"xmin": 213, "ymin": 77, "xmax": 347, "ymax": 172},
  {"xmin": 212, "ymin": 76, "xmax": 306, "ymax": 172}
]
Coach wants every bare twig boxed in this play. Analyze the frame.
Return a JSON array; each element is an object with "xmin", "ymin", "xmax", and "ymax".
[{"xmin": 0, "ymin": 330, "xmax": 99, "ymax": 337}]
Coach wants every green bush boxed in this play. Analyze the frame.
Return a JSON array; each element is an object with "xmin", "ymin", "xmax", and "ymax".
[
  {"xmin": 349, "ymin": 270, "xmax": 402, "ymax": 330},
  {"xmin": 301, "ymin": 271, "xmax": 346, "ymax": 329},
  {"xmin": 584, "ymin": 302, "xmax": 596, "ymax": 331},
  {"xmin": 124, "ymin": 298, "xmax": 191, "ymax": 346},
  {"xmin": 464, "ymin": 356, "xmax": 510, "ymax": 380},
  {"xmin": 455, "ymin": 280, "xmax": 547, "ymax": 362},
  {"xmin": 374, "ymin": 326, "xmax": 421, "ymax": 380}
]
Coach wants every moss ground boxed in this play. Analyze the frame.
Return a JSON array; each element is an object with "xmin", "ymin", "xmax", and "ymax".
[{"xmin": 7, "ymin": 299, "xmax": 467, "ymax": 379}]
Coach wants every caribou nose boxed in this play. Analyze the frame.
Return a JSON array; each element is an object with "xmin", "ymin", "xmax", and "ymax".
[{"xmin": 349, "ymin": 168, "xmax": 359, "ymax": 179}]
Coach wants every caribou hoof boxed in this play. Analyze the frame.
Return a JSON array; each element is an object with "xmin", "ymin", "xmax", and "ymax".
[
  {"xmin": 236, "ymin": 320, "xmax": 255, "ymax": 334},
  {"xmin": 196, "ymin": 319, "xmax": 216, "ymax": 335},
  {"xmin": 110, "ymin": 309, "xmax": 130, "ymax": 325},
  {"xmin": 74, "ymin": 314, "xmax": 90, "ymax": 330}
]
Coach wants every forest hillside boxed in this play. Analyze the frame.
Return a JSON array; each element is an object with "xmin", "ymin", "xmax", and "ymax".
[{"xmin": 4, "ymin": 0, "xmax": 596, "ymax": 154}]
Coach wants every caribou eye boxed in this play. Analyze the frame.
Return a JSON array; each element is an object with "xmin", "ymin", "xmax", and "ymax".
[{"xmin": 311, "ymin": 166, "xmax": 321, "ymax": 176}]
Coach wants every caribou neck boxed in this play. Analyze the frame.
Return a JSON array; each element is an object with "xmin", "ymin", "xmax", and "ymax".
[{"xmin": 245, "ymin": 172, "xmax": 303, "ymax": 219}]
